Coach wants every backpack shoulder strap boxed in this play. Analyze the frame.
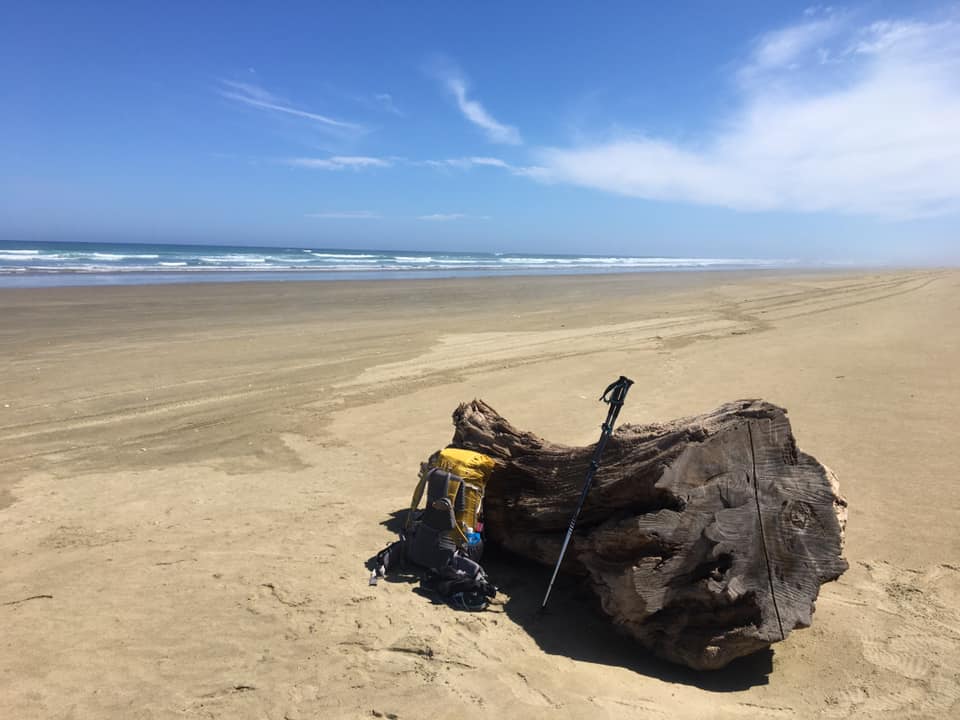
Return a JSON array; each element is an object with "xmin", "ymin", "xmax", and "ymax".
[{"xmin": 404, "ymin": 470, "xmax": 429, "ymax": 531}]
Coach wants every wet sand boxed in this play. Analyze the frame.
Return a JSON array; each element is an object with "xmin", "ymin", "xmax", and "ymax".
[{"xmin": 1, "ymin": 269, "xmax": 959, "ymax": 718}]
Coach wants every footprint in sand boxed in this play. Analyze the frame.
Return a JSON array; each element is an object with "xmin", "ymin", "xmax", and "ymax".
[{"xmin": 828, "ymin": 561, "xmax": 960, "ymax": 717}]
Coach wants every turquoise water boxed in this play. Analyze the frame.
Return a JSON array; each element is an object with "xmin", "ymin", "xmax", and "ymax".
[{"xmin": 0, "ymin": 240, "xmax": 791, "ymax": 287}]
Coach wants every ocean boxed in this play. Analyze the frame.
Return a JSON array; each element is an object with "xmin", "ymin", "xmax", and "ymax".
[{"xmin": 0, "ymin": 240, "xmax": 791, "ymax": 287}]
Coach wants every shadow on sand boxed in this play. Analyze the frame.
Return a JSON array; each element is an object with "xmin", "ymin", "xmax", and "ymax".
[
  {"xmin": 370, "ymin": 509, "xmax": 772, "ymax": 691},
  {"xmin": 482, "ymin": 543, "xmax": 772, "ymax": 691}
]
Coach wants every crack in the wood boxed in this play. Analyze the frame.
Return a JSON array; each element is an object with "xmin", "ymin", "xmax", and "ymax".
[{"xmin": 748, "ymin": 421, "xmax": 785, "ymax": 641}]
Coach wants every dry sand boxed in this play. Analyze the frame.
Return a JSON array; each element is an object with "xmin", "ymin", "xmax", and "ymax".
[{"xmin": 1, "ymin": 270, "xmax": 958, "ymax": 719}]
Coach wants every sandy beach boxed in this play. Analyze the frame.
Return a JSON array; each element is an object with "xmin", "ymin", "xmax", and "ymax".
[{"xmin": 1, "ymin": 269, "xmax": 958, "ymax": 719}]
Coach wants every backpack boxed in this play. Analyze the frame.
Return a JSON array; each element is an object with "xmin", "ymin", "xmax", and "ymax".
[
  {"xmin": 406, "ymin": 448, "xmax": 495, "ymax": 545},
  {"xmin": 370, "ymin": 448, "xmax": 497, "ymax": 610}
]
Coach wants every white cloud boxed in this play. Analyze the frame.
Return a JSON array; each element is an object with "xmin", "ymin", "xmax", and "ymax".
[
  {"xmin": 353, "ymin": 92, "xmax": 405, "ymax": 116},
  {"xmin": 434, "ymin": 63, "xmax": 522, "ymax": 145},
  {"xmin": 529, "ymin": 14, "xmax": 960, "ymax": 219},
  {"xmin": 424, "ymin": 156, "xmax": 512, "ymax": 170},
  {"xmin": 418, "ymin": 213, "xmax": 466, "ymax": 221},
  {"xmin": 285, "ymin": 156, "xmax": 392, "ymax": 170},
  {"xmin": 374, "ymin": 92, "xmax": 403, "ymax": 115},
  {"xmin": 283, "ymin": 154, "xmax": 521, "ymax": 174},
  {"xmin": 305, "ymin": 210, "xmax": 380, "ymax": 219},
  {"xmin": 219, "ymin": 80, "xmax": 363, "ymax": 132},
  {"xmin": 453, "ymin": 156, "xmax": 510, "ymax": 168},
  {"xmin": 741, "ymin": 12, "xmax": 843, "ymax": 78},
  {"xmin": 417, "ymin": 213, "xmax": 489, "ymax": 221}
]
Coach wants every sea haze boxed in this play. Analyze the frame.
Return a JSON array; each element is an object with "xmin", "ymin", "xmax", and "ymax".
[{"xmin": 0, "ymin": 240, "xmax": 792, "ymax": 288}]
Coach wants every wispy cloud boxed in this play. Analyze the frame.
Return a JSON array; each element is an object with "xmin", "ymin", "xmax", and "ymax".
[
  {"xmin": 374, "ymin": 92, "xmax": 403, "ymax": 116},
  {"xmin": 418, "ymin": 213, "xmax": 489, "ymax": 221},
  {"xmin": 421, "ymin": 156, "xmax": 512, "ymax": 170},
  {"xmin": 219, "ymin": 80, "xmax": 364, "ymax": 132},
  {"xmin": 461, "ymin": 156, "xmax": 510, "ymax": 168},
  {"xmin": 418, "ymin": 213, "xmax": 466, "ymax": 221},
  {"xmin": 431, "ymin": 61, "xmax": 522, "ymax": 145},
  {"xmin": 285, "ymin": 156, "xmax": 392, "ymax": 170},
  {"xmin": 529, "ymin": 12, "xmax": 960, "ymax": 218},
  {"xmin": 305, "ymin": 210, "xmax": 380, "ymax": 219},
  {"xmin": 739, "ymin": 9, "xmax": 843, "ymax": 79},
  {"xmin": 353, "ymin": 92, "xmax": 405, "ymax": 116},
  {"xmin": 419, "ymin": 156, "xmax": 546, "ymax": 178},
  {"xmin": 283, "ymin": 153, "xmax": 527, "ymax": 174}
]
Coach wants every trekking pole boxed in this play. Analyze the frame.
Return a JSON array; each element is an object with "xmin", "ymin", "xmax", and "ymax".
[{"xmin": 540, "ymin": 375, "xmax": 633, "ymax": 612}]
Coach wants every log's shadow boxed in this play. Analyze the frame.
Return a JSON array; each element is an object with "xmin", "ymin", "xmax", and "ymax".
[
  {"xmin": 370, "ymin": 511, "xmax": 771, "ymax": 689},
  {"xmin": 482, "ymin": 543, "xmax": 773, "ymax": 691}
]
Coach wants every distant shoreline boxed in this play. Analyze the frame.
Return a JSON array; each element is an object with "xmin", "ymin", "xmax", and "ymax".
[{"xmin": 0, "ymin": 239, "xmax": 812, "ymax": 288}]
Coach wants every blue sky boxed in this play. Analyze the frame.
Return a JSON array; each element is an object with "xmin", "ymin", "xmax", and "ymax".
[{"xmin": 1, "ymin": 1, "xmax": 958, "ymax": 262}]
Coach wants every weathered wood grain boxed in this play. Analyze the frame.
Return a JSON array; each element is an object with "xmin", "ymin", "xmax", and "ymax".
[{"xmin": 447, "ymin": 398, "xmax": 848, "ymax": 669}]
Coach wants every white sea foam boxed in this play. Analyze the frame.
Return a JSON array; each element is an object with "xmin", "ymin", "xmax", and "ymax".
[
  {"xmin": 316, "ymin": 257, "xmax": 380, "ymax": 264},
  {"xmin": 91, "ymin": 252, "xmax": 161, "ymax": 260},
  {"xmin": 199, "ymin": 255, "xmax": 268, "ymax": 263},
  {"xmin": 0, "ymin": 252, "xmax": 67, "ymax": 261},
  {"xmin": 308, "ymin": 252, "xmax": 379, "ymax": 259}
]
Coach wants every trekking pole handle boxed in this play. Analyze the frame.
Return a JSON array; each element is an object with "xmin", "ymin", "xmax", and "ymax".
[{"xmin": 600, "ymin": 375, "xmax": 633, "ymax": 408}]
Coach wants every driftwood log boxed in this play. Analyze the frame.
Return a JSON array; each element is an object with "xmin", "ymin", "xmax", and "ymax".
[{"xmin": 447, "ymin": 399, "xmax": 848, "ymax": 670}]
